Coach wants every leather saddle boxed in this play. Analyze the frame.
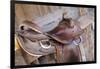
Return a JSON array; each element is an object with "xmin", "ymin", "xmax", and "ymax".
[{"xmin": 16, "ymin": 17, "xmax": 83, "ymax": 63}]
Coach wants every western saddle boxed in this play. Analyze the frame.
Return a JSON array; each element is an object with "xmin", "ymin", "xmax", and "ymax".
[{"xmin": 15, "ymin": 14, "xmax": 92, "ymax": 65}]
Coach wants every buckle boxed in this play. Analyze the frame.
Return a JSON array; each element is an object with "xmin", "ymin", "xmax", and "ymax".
[
  {"xmin": 73, "ymin": 36, "xmax": 82, "ymax": 46},
  {"xmin": 39, "ymin": 40, "xmax": 51, "ymax": 49}
]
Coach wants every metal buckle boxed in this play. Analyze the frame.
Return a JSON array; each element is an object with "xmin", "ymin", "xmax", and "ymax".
[
  {"xmin": 73, "ymin": 36, "xmax": 82, "ymax": 46},
  {"xmin": 39, "ymin": 40, "xmax": 51, "ymax": 49}
]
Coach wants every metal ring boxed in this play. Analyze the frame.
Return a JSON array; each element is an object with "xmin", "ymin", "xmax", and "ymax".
[
  {"xmin": 73, "ymin": 36, "xmax": 82, "ymax": 46},
  {"xmin": 39, "ymin": 40, "xmax": 51, "ymax": 49}
]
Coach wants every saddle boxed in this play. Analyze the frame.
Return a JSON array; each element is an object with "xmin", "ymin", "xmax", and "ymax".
[{"xmin": 16, "ymin": 16, "xmax": 84, "ymax": 64}]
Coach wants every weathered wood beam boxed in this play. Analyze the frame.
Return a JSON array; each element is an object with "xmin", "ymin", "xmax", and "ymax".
[{"xmin": 78, "ymin": 15, "xmax": 94, "ymax": 30}]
